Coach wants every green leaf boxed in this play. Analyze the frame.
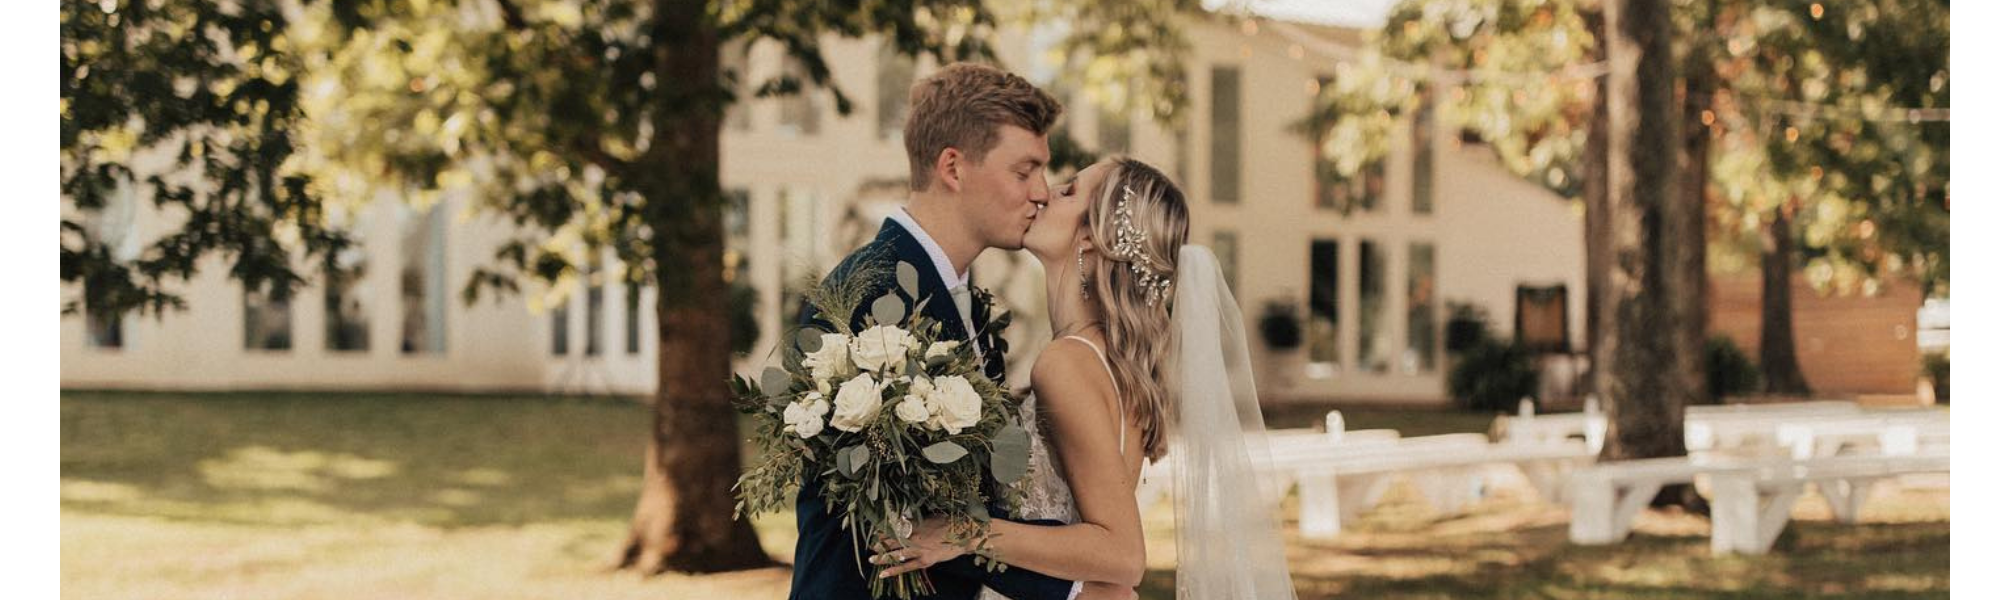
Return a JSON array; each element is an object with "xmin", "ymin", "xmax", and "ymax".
[
  {"xmin": 922, "ymin": 441, "xmax": 969, "ymax": 464},
  {"xmin": 872, "ymin": 294, "xmax": 906, "ymax": 326},
  {"xmin": 761, "ymin": 367, "xmax": 791, "ymax": 395},
  {"xmin": 966, "ymin": 498, "xmax": 990, "ymax": 521},
  {"xmin": 795, "ymin": 327, "xmax": 825, "ymax": 353},
  {"xmin": 837, "ymin": 444, "xmax": 857, "ymax": 477},
  {"xmin": 897, "ymin": 261, "xmax": 921, "ymax": 298},
  {"xmin": 851, "ymin": 444, "xmax": 871, "ymax": 471},
  {"xmin": 989, "ymin": 423, "xmax": 1030, "ymax": 483}
]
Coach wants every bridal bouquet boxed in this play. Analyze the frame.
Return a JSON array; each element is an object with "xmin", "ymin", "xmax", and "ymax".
[{"xmin": 733, "ymin": 260, "xmax": 1032, "ymax": 599}]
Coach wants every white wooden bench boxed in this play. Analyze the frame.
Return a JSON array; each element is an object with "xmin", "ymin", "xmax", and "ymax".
[
  {"xmin": 1773, "ymin": 413, "xmax": 1949, "ymax": 459},
  {"xmin": 1567, "ymin": 452, "xmax": 1950, "ymax": 554},
  {"xmin": 1688, "ymin": 408, "xmax": 1947, "ymax": 457},
  {"xmin": 1136, "ymin": 411, "xmax": 1404, "ymax": 511},
  {"xmin": 1709, "ymin": 452, "xmax": 1949, "ymax": 555},
  {"xmin": 1286, "ymin": 440, "xmax": 1595, "ymax": 539}
]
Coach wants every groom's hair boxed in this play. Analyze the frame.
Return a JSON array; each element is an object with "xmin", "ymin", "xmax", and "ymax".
[{"xmin": 904, "ymin": 62, "xmax": 1064, "ymax": 192}]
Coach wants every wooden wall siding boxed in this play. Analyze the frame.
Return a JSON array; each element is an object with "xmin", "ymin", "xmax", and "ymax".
[{"xmin": 1708, "ymin": 273, "xmax": 1923, "ymax": 395}]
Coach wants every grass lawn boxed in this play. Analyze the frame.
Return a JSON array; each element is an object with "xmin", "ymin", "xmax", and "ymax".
[{"xmin": 61, "ymin": 391, "xmax": 1947, "ymax": 599}]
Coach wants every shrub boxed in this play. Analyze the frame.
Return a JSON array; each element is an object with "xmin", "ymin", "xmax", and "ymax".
[
  {"xmin": 1923, "ymin": 352, "xmax": 1949, "ymax": 404},
  {"xmin": 1704, "ymin": 336, "xmax": 1760, "ymax": 404},
  {"xmin": 1259, "ymin": 300, "xmax": 1304, "ymax": 351},
  {"xmin": 1448, "ymin": 337, "xmax": 1539, "ymax": 412}
]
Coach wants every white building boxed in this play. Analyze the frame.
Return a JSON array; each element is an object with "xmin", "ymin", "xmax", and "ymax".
[{"xmin": 62, "ymin": 14, "xmax": 1585, "ymax": 406}]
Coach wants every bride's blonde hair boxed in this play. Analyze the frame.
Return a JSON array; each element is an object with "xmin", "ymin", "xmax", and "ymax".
[{"xmin": 1081, "ymin": 157, "xmax": 1188, "ymax": 462}]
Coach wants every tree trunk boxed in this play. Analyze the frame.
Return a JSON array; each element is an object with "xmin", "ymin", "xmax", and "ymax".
[
  {"xmin": 1600, "ymin": 0, "xmax": 1704, "ymax": 511},
  {"xmin": 616, "ymin": 0, "xmax": 771, "ymax": 574},
  {"xmin": 1759, "ymin": 206, "xmax": 1812, "ymax": 395},
  {"xmin": 1678, "ymin": 51, "xmax": 1715, "ymax": 407},
  {"xmin": 1582, "ymin": 8, "xmax": 1612, "ymax": 405}
]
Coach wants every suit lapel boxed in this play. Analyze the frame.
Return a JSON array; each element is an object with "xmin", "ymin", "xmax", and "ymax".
[
  {"xmin": 876, "ymin": 220, "xmax": 973, "ymax": 343},
  {"xmin": 879, "ymin": 219, "xmax": 1008, "ymax": 385}
]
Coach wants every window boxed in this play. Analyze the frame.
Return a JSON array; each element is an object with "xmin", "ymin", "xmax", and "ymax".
[
  {"xmin": 1174, "ymin": 123, "xmax": 1192, "ymax": 186},
  {"xmin": 584, "ymin": 264, "xmax": 604, "ymax": 357},
  {"xmin": 86, "ymin": 310, "xmax": 123, "ymax": 349},
  {"xmin": 400, "ymin": 204, "xmax": 447, "ymax": 354},
  {"xmin": 551, "ymin": 299, "xmax": 570, "ymax": 356},
  {"xmin": 777, "ymin": 59, "xmax": 821, "ymax": 137},
  {"xmin": 723, "ymin": 41, "xmax": 752, "ymax": 132},
  {"xmin": 1098, "ymin": 100, "xmax": 1131, "ymax": 155},
  {"xmin": 1307, "ymin": 239, "xmax": 1340, "ymax": 374},
  {"xmin": 84, "ymin": 173, "xmax": 136, "ymax": 350},
  {"xmin": 724, "ymin": 189, "xmax": 752, "ymax": 284},
  {"xmin": 625, "ymin": 288, "xmax": 643, "ymax": 355},
  {"xmin": 876, "ymin": 43, "xmax": 915, "ymax": 141},
  {"xmin": 1358, "ymin": 240, "xmax": 1388, "ymax": 373},
  {"xmin": 1208, "ymin": 66, "xmax": 1241, "ymax": 204},
  {"xmin": 1404, "ymin": 243, "xmax": 1438, "ymax": 374},
  {"xmin": 1412, "ymin": 84, "xmax": 1435, "ymax": 215},
  {"xmin": 1319, "ymin": 161, "xmax": 1386, "ymax": 212},
  {"xmin": 244, "ymin": 285, "xmax": 293, "ymax": 351},
  {"xmin": 325, "ymin": 245, "xmax": 371, "ymax": 352},
  {"xmin": 1213, "ymin": 230, "xmax": 1240, "ymax": 291},
  {"xmin": 779, "ymin": 188, "xmax": 819, "ymax": 319}
]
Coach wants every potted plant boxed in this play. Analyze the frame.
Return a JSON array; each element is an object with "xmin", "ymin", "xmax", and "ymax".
[{"xmin": 1258, "ymin": 300, "xmax": 1305, "ymax": 391}]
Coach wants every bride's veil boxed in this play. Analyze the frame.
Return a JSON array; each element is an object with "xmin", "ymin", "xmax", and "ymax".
[{"xmin": 1164, "ymin": 245, "xmax": 1298, "ymax": 599}]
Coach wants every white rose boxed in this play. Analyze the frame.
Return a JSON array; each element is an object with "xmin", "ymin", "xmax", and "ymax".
[
  {"xmin": 829, "ymin": 373, "xmax": 884, "ymax": 433},
  {"xmin": 851, "ymin": 325, "xmax": 918, "ymax": 375},
  {"xmin": 783, "ymin": 392, "xmax": 831, "ymax": 439},
  {"xmin": 802, "ymin": 333, "xmax": 855, "ymax": 382},
  {"xmin": 894, "ymin": 396, "xmax": 932, "ymax": 424},
  {"xmin": 924, "ymin": 341, "xmax": 961, "ymax": 361},
  {"xmin": 930, "ymin": 375, "xmax": 984, "ymax": 435}
]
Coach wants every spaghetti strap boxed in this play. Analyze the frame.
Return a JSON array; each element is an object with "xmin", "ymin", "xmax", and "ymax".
[{"xmin": 1060, "ymin": 335, "xmax": 1126, "ymax": 455}]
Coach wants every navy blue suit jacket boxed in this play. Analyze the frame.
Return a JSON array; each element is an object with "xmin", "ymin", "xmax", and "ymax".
[{"xmin": 787, "ymin": 219, "xmax": 1074, "ymax": 600}]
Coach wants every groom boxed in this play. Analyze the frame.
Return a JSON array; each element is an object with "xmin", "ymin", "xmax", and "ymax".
[{"xmin": 789, "ymin": 63, "xmax": 1078, "ymax": 600}]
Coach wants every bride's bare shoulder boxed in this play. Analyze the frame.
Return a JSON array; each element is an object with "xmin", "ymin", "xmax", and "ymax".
[{"xmin": 1029, "ymin": 338, "xmax": 1116, "ymax": 407}]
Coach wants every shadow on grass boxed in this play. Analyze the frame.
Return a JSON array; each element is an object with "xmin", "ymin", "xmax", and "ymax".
[
  {"xmin": 60, "ymin": 390, "xmax": 688, "ymax": 528},
  {"xmin": 1134, "ymin": 519, "xmax": 1947, "ymax": 599}
]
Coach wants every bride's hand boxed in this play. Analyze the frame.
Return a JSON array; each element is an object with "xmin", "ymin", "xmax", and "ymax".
[{"xmin": 869, "ymin": 518, "xmax": 970, "ymax": 578}]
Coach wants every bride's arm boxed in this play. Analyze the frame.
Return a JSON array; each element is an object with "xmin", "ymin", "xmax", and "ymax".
[{"xmin": 879, "ymin": 340, "xmax": 1146, "ymax": 586}]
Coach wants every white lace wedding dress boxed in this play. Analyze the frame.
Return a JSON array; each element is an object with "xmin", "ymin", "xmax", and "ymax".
[{"xmin": 978, "ymin": 336, "xmax": 1124, "ymax": 600}]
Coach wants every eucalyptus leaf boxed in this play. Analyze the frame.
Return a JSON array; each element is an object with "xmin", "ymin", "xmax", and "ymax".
[
  {"xmin": 837, "ymin": 445, "xmax": 859, "ymax": 477},
  {"xmin": 794, "ymin": 327, "xmax": 826, "ymax": 353},
  {"xmin": 761, "ymin": 367, "xmax": 791, "ymax": 395},
  {"xmin": 989, "ymin": 423, "xmax": 1030, "ymax": 483},
  {"xmin": 966, "ymin": 498, "xmax": 990, "ymax": 521},
  {"xmin": 922, "ymin": 441, "xmax": 970, "ymax": 464},
  {"xmin": 851, "ymin": 444, "xmax": 871, "ymax": 470},
  {"xmin": 872, "ymin": 294, "xmax": 906, "ymax": 326},
  {"xmin": 896, "ymin": 261, "xmax": 921, "ymax": 297}
]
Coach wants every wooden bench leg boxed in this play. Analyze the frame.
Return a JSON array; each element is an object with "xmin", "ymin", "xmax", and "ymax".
[
  {"xmin": 1711, "ymin": 475, "xmax": 1803, "ymax": 555},
  {"xmin": 1821, "ymin": 477, "xmax": 1879, "ymax": 524},
  {"xmin": 1298, "ymin": 470, "xmax": 1342, "ymax": 540},
  {"xmin": 1414, "ymin": 470, "xmax": 1470, "ymax": 514},
  {"xmin": 1571, "ymin": 476, "xmax": 1658, "ymax": 545},
  {"xmin": 1522, "ymin": 459, "xmax": 1579, "ymax": 504},
  {"xmin": 1338, "ymin": 473, "xmax": 1390, "ymax": 524}
]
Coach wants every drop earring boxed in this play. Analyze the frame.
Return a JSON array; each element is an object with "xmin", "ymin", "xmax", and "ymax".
[{"xmin": 1076, "ymin": 247, "xmax": 1091, "ymax": 300}]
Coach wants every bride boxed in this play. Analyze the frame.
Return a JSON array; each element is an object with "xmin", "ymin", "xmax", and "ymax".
[{"xmin": 872, "ymin": 157, "xmax": 1298, "ymax": 599}]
